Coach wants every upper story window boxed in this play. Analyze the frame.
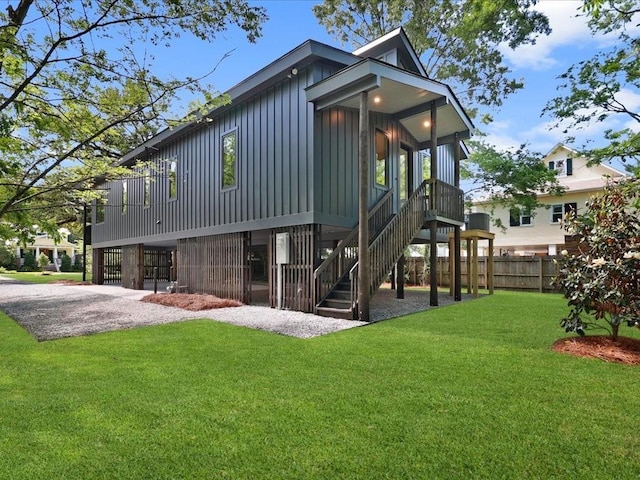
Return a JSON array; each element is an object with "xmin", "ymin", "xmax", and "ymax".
[
  {"xmin": 375, "ymin": 129, "xmax": 389, "ymax": 188},
  {"xmin": 168, "ymin": 159, "xmax": 177, "ymax": 200},
  {"xmin": 549, "ymin": 158, "xmax": 573, "ymax": 177},
  {"xmin": 95, "ymin": 197, "xmax": 106, "ymax": 223},
  {"xmin": 143, "ymin": 169, "xmax": 151, "ymax": 207},
  {"xmin": 121, "ymin": 180, "xmax": 127, "ymax": 214},
  {"xmin": 551, "ymin": 202, "xmax": 577, "ymax": 224},
  {"xmin": 222, "ymin": 130, "xmax": 237, "ymax": 189},
  {"xmin": 509, "ymin": 207, "xmax": 532, "ymax": 227}
]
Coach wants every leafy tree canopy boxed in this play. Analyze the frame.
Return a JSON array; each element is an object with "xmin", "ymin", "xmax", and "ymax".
[
  {"xmin": 0, "ymin": 0, "xmax": 267, "ymax": 242},
  {"xmin": 544, "ymin": 0, "xmax": 639, "ymax": 174},
  {"xmin": 313, "ymin": 0, "xmax": 550, "ymax": 118}
]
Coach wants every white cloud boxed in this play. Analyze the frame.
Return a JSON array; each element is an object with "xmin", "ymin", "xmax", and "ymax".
[{"xmin": 501, "ymin": 1, "xmax": 591, "ymax": 71}]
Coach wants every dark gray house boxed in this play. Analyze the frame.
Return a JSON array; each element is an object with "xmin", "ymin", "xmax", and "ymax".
[{"xmin": 91, "ymin": 28, "xmax": 473, "ymax": 320}]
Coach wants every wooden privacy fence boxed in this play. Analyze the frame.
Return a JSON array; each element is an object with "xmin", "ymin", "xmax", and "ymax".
[{"xmin": 403, "ymin": 256, "xmax": 561, "ymax": 293}]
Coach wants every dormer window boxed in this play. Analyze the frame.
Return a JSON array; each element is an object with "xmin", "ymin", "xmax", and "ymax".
[{"xmin": 548, "ymin": 158, "xmax": 573, "ymax": 177}]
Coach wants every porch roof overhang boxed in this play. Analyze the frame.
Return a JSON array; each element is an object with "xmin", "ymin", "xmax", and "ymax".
[{"xmin": 305, "ymin": 58, "xmax": 473, "ymax": 147}]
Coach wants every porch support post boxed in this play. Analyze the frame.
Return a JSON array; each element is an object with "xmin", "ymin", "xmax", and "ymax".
[
  {"xmin": 358, "ymin": 91, "xmax": 370, "ymax": 322},
  {"xmin": 429, "ymin": 100, "xmax": 438, "ymax": 306},
  {"xmin": 453, "ymin": 133, "xmax": 462, "ymax": 301}
]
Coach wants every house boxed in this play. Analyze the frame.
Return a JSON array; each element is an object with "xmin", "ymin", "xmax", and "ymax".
[
  {"xmin": 472, "ymin": 143, "xmax": 625, "ymax": 256},
  {"xmin": 90, "ymin": 28, "xmax": 473, "ymax": 320},
  {"xmin": 15, "ymin": 229, "xmax": 78, "ymax": 269}
]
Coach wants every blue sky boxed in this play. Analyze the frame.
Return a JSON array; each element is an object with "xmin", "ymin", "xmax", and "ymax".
[{"xmin": 152, "ymin": 0, "xmax": 639, "ymax": 159}]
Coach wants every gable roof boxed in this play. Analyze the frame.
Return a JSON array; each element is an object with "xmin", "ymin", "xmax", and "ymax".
[
  {"xmin": 544, "ymin": 142, "xmax": 625, "ymax": 177},
  {"xmin": 352, "ymin": 27, "xmax": 426, "ymax": 77}
]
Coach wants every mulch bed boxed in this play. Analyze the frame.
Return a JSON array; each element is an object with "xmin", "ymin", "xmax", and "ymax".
[
  {"xmin": 552, "ymin": 335, "xmax": 640, "ymax": 366},
  {"xmin": 141, "ymin": 293, "xmax": 243, "ymax": 311}
]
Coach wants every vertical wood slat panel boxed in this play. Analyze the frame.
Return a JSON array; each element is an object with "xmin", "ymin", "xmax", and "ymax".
[
  {"xmin": 176, "ymin": 232, "xmax": 249, "ymax": 302},
  {"xmin": 268, "ymin": 224, "xmax": 317, "ymax": 313}
]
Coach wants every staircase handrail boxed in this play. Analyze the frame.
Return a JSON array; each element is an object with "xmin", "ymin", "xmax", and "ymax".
[{"xmin": 313, "ymin": 189, "xmax": 394, "ymax": 305}]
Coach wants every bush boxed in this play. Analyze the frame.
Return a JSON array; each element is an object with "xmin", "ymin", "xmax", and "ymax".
[
  {"xmin": 23, "ymin": 251, "xmax": 37, "ymax": 270},
  {"xmin": 60, "ymin": 254, "xmax": 72, "ymax": 272},
  {"xmin": 553, "ymin": 177, "xmax": 640, "ymax": 340},
  {"xmin": 37, "ymin": 253, "xmax": 50, "ymax": 270},
  {"xmin": 0, "ymin": 245, "xmax": 16, "ymax": 269},
  {"xmin": 73, "ymin": 254, "xmax": 83, "ymax": 272}
]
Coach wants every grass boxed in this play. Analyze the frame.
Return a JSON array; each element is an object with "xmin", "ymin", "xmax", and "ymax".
[
  {"xmin": 1, "ymin": 291, "xmax": 640, "ymax": 479},
  {"xmin": 0, "ymin": 271, "xmax": 91, "ymax": 283}
]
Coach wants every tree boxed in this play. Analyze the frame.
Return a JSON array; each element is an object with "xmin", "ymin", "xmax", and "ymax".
[
  {"xmin": 544, "ymin": 0, "xmax": 639, "ymax": 174},
  {"xmin": 552, "ymin": 177, "xmax": 640, "ymax": 341},
  {"xmin": 0, "ymin": 0, "xmax": 267, "ymax": 241},
  {"xmin": 464, "ymin": 141, "xmax": 564, "ymax": 229},
  {"xmin": 313, "ymin": 0, "xmax": 550, "ymax": 118}
]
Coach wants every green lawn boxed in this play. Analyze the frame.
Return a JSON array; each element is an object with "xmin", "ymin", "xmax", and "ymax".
[
  {"xmin": 0, "ymin": 271, "xmax": 91, "ymax": 283},
  {"xmin": 1, "ymin": 291, "xmax": 639, "ymax": 479}
]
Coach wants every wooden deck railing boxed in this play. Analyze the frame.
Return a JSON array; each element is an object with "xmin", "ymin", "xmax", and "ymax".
[
  {"xmin": 314, "ymin": 189, "xmax": 393, "ymax": 305},
  {"xmin": 350, "ymin": 179, "xmax": 430, "ymax": 305},
  {"xmin": 427, "ymin": 179, "xmax": 465, "ymax": 224}
]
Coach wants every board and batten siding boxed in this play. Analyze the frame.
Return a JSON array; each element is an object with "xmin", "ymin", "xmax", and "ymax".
[
  {"xmin": 92, "ymin": 67, "xmax": 317, "ymax": 247},
  {"xmin": 313, "ymin": 108, "xmax": 421, "ymax": 228}
]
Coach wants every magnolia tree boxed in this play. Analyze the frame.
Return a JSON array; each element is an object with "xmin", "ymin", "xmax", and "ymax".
[{"xmin": 553, "ymin": 177, "xmax": 640, "ymax": 340}]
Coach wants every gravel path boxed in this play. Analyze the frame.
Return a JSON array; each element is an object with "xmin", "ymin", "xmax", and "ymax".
[{"xmin": 0, "ymin": 277, "xmax": 472, "ymax": 341}]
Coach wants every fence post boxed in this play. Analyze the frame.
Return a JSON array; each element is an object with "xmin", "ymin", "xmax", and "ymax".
[{"xmin": 538, "ymin": 256, "xmax": 543, "ymax": 293}]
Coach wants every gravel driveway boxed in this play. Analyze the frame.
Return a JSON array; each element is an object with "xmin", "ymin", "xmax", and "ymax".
[
  {"xmin": 0, "ymin": 277, "xmax": 470, "ymax": 341},
  {"xmin": 0, "ymin": 277, "xmax": 367, "ymax": 340}
]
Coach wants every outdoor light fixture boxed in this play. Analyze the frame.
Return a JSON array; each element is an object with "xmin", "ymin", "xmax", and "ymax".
[
  {"xmin": 373, "ymin": 96, "xmax": 381, "ymax": 104},
  {"xmin": 287, "ymin": 67, "xmax": 299, "ymax": 79},
  {"xmin": 423, "ymin": 120, "xmax": 431, "ymax": 127}
]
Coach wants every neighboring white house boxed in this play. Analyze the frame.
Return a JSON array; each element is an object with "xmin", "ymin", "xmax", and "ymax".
[
  {"xmin": 16, "ymin": 229, "xmax": 78, "ymax": 268},
  {"xmin": 472, "ymin": 143, "xmax": 625, "ymax": 256}
]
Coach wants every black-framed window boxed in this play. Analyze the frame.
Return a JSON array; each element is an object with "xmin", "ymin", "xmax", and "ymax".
[
  {"xmin": 143, "ymin": 169, "xmax": 151, "ymax": 207},
  {"xmin": 96, "ymin": 197, "xmax": 106, "ymax": 223},
  {"xmin": 169, "ymin": 160, "xmax": 177, "ymax": 199},
  {"xmin": 121, "ymin": 180, "xmax": 127, "ymax": 214},
  {"xmin": 222, "ymin": 130, "xmax": 237, "ymax": 189},
  {"xmin": 375, "ymin": 129, "xmax": 389, "ymax": 187}
]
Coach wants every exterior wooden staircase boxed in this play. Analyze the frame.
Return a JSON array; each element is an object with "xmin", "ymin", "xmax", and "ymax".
[{"xmin": 315, "ymin": 179, "xmax": 435, "ymax": 320}]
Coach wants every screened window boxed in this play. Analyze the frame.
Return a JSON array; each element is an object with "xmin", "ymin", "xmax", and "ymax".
[
  {"xmin": 169, "ymin": 160, "xmax": 177, "ymax": 199},
  {"xmin": 121, "ymin": 181, "xmax": 127, "ymax": 214},
  {"xmin": 222, "ymin": 131, "xmax": 237, "ymax": 189},
  {"xmin": 375, "ymin": 130, "xmax": 389, "ymax": 187}
]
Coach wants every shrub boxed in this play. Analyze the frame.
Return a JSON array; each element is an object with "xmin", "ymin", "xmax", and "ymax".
[
  {"xmin": 60, "ymin": 254, "xmax": 72, "ymax": 272},
  {"xmin": 0, "ymin": 245, "xmax": 15, "ymax": 269},
  {"xmin": 553, "ymin": 177, "xmax": 640, "ymax": 341},
  {"xmin": 73, "ymin": 254, "xmax": 83, "ymax": 272},
  {"xmin": 23, "ymin": 251, "xmax": 37, "ymax": 270},
  {"xmin": 37, "ymin": 253, "xmax": 50, "ymax": 270}
]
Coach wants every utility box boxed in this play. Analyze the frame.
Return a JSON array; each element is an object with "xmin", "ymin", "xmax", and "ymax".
[
  {"xmin": 467, "ymin": 212, "xmax": 490, "ymax": 231},
  {"xmin": 275, "ymin": 233, "xmax": 291, "ymax": 264}
]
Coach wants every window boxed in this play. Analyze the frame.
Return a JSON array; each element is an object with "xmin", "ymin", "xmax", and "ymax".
[
  {"xmin": 549, "ymin": 158, "xmax": 573, "ymax": 176},
  {"xmin": 169, "ymin": 160, "xmax": 177, "ymax": 199},
  {"xmin": 96, "ymin": 197, "xmax": 106, "ymax": 223},
  {"xmin": 143, "ymin": 169, "xmax": 151, "ymax": 207},
  {"xmin": 375, "ymin": 130, "xmax": 389, "ymax": 187},
  {"xmin": 509, "ymin": 207, "xmax": 532, "ymax": 227},
  {"xmin": 222, "ymin": 131, "xmax": 237, "ymax": 189},
  {"xmin": 551, "ymin": 202, "xmax": 577, "ymax": 223},
  {"xmin": 122, "ymin": 180, "xmax": 127, "ymax": 214}
]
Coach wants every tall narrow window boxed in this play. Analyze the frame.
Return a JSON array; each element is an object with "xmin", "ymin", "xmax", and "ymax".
[
  {"xmin": 143, "ymin": 169, "xmax": 150, "ymax": 207},
  {"xmin": 121, "ymin": 181, "xmax": 127, "ymax": 214},
  {"xmin": 375, "ymin": 130, "xmax": 389, "ymax": 187},
  {"xmin": 222, "ymin": 131, "xmax": 237, "ymax": 189},
  {"xmin": 169, "ymin": 160, "xmax": 177, "ymax": 199},
  {"xmin": 96, "ymin": 197, "xmax": 106, "ymax": 223}
]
